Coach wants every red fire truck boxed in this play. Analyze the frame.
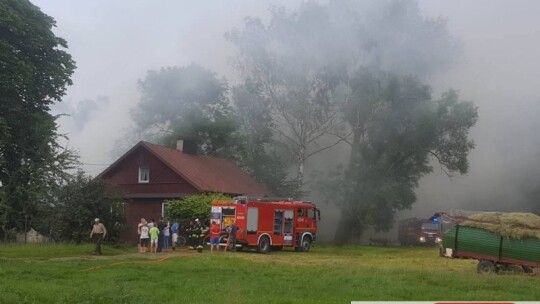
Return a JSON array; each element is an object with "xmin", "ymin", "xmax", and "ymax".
[
  {"xmin": 211, "ymin": 196, "xmax": 320, "ymax": 253},
  {"xmin": 398, "ymin": 215, "xmax": 442, "ymax": 246}
]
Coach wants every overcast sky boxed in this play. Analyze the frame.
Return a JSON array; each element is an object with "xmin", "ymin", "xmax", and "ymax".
[{"xmin": 33, "ymin": 1, "xmax": 540, "ymax": 224}]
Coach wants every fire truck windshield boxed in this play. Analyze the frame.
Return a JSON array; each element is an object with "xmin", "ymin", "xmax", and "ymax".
[{"xmin": 421, "ymin": 223, "xmax": 439, "ymax": 230}]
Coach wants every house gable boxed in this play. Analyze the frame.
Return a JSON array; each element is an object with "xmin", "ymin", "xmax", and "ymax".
[{"xmin": 101, "ymin": 145, "xmax": 199, "ymax": 196}]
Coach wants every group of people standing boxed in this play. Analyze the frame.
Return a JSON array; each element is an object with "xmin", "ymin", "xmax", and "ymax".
[
  {"xmin": 137, "ymin": 217, "xmax": 180, "ymax": 253},
  {"xmin": 209, "ymin": 220, "xmax": 238, "ymax": 253},
  {"xmin": 186, "ymin": 218, "xmax": 208, "ymax": 252},
  {"xmin": 137, "ymin": 217, "xmax": 238, "ymax": 254},
  {"xmin": 89, "ymin": 216, "xmax": 239, "ymax": 256},
  {"xmin": 186, "ymin": 218, "xmax": 238, "ymax": 253}
]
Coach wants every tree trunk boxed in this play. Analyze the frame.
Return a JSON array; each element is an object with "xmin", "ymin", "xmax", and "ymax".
[
  {"xmin": 24, "ymin": 214, "xmax": 27, "ymax": 244},
  {"xmin": 348, "ymin": 130, "xmax": 362, "ymax": 167},
  {"xmin": 333, "ymin": 208, "xmax": 354, "ymax": 244},
  {"xmin": 333, "ymin": 130, "xmax": 363, "ymax": 244},
  {"xmin": 297, "ymin": 161, "xmax": 304, "ymax": 181}
]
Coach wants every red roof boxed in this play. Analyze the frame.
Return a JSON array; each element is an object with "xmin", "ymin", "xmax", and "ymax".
[{"xmin": 102, "ymin": 141, "xmax": 270, "ymax": 196}]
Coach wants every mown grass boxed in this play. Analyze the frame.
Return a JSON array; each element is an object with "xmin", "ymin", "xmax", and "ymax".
[
  {"xmin": 0, "ymin": 243, "xmax": 538, "ymax": 303},
  {"xmin": 0, "ymin": 243, "xmax": 131, "ymax": 258}
]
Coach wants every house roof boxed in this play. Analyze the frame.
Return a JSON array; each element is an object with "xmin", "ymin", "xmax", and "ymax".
[{"xmin": 100, "ymin": 141, "xmax": 270, "ymax": 196}]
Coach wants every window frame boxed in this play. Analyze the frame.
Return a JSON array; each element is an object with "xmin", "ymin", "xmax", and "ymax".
[
  {"xmin": 307, "ymin": 208, "xmax": 316, "ymax": 219},
  {"xmin": 162, "ymin": 202, "xmax": 169, "ymax": 217},
  {"xmin": 138, "ymin": 166, "xmax": 150, "ymax": 183}
]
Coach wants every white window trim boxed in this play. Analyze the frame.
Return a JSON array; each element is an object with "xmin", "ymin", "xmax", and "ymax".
[
  {"xmin": 138, "ymin": 166, "xmax": 149, "ymax": 183},
  {"xmin": 162, "ymin": 202, "xmax": 169, "ymax": 217}
]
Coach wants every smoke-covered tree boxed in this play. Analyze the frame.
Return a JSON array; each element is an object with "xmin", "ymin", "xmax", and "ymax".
[
  {"xmin": 232, "ymin": 85, "xmax": 304, "ymax": 197},
  {"xmin": 332, "ymin": 72, "xmax": 477, "ymax": 242},
  {"xmin": 229, "ymin": 0, "xmax": 475, "ymax": 242},
  {"xmin": 227, "ymin": 8, "xmax": 348, "ymax": 181},
  {"xmin": 228, "ymin": 0, "xmax": 460, "ymax": 184},
  {"xmin": 0, "ymin": 0, "xmax": 77, "ymax": 239},
  {"xmin": 131, "ymin": 64, "xmax": 242, "ymax": 158}
]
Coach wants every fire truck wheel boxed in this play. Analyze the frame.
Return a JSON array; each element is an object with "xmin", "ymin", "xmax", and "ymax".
[
  {"xmin": 300, "ymin": 236, "xmax": 312, "ymax": 252},
  {"xmin": 257, "ymin": 236, "xmax": 271, "ymax": 254}
]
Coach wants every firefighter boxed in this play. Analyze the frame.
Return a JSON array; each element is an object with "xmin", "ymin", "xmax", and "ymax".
[
  {"xmin": 187, "ymin": 220, "xmax": 195, "ymax": 250},
  {"xmin": 193, "ymin": 219, "xmax": 208, "ymax": 253}
]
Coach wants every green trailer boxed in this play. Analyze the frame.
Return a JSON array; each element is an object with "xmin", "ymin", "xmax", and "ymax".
[{"xmin": 441, "ymin": 225, "xmax": 540, "ymax": 274}]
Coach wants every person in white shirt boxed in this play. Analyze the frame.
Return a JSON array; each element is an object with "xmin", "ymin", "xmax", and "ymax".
[
  {"xmin": 137, "ymin": 218, "xmax": 147, "ymax": 252},
  {"xmin": 139, "ymin": 224, "xmax": 150, "ymax": 253},
  {"xmin": 90, "ymin": 218, "xmax": 107, "ymax": 255}
]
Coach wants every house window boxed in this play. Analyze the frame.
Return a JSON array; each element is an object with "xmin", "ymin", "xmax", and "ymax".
[
  {"xmin": 138, "ymin": 166, "xmax": 149, "ymax": 183},
  {"xmin": 162, "ymin": 202, "xmax": 169, "ymax": 217}
]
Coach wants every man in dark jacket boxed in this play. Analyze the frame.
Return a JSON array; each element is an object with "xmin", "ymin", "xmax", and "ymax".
[{"xmin": 157, "ymin": 217, "xmax": 165, "ymax": 252}]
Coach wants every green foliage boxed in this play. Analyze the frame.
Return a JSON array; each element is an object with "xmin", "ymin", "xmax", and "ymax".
[
  {"xmin": 36, "ymin": 171, "xmax": 125, "ymax": 244},
  {"xmin": 165, "ymin": 193, "xmax": 231, "ymax": 223},
  {"xmin": 160, "ymin": 110, "xmax": 242, "ymax": 160},
  {"xmin": 0, "ymin": 0, "xmax": 77, "ymax": 238}
]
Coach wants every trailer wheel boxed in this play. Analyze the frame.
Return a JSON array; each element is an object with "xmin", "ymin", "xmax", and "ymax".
[
  {"xmin": 477, "ymin": 260, "xmax": 496, "ymax": 274},
  {"xmin": 257, "ymin": 236, "xmax": 271, "ymax": 254}
]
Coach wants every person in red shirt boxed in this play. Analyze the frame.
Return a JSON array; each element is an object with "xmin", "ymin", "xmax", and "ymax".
[{"xmin": 209, "ymin": 221, "xmax": 221, "ymax": 254}]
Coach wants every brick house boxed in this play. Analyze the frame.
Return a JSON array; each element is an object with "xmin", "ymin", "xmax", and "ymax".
[{"xmin": 98, "ymin": 140, "xmax": 269, "ymax": 243}]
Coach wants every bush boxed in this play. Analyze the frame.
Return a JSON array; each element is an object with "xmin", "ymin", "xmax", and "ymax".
[{"xmin": 165, "ymin": 193, "xmax": 231, "ymax": 224}]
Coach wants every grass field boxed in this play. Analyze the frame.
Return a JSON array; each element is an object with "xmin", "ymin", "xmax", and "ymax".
[{"xmin": 0, "ymin": 243, "xmax": 539, "ymax": 303}]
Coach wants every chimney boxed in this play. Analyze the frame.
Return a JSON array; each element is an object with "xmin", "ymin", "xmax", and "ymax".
[
  {"xmin": 176, "ymin": 139, "xmax": 197, "ymax": 155},
  {"xmin": 176, "ymin": 140, "xmax": 184, "ymax": 151}
]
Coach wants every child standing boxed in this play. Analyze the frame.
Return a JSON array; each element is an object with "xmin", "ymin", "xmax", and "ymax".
[{"xmin": 149, "ymin": 224, "xmax": 159, "ymax": 253}]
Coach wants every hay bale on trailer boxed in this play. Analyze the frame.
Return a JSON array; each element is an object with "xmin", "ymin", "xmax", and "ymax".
[
  {"xmin": 441, "ymin": 212, "xmax": 540, "ymax": 274},
  {"xmin": 461, "ymin": 212, "xmax": 540, "ymax": 239}
]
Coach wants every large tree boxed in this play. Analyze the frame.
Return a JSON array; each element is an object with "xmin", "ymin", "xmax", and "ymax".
[
  {"xmin": 332, "ymin": 72, "xmax": 477, "ymax": 242},
  {"xmin": 229, "ymin": 0, "xmax": 475, "ymax": 242},
  {"xmin": 0, "ymin": 0, "xmax": 77, "ymax": 239},
  {"xmin": 227, "ymin": 8, "xmax": 348, "ymax": 181},
  {"xmin": 227, "ymin": 0, "xmax": 461, "ymax": 183}
]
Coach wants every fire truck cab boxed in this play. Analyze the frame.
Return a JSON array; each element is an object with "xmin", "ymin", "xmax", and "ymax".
[
  {"xmin": 398, "ymin": 215, "xmax": 442, "ymax": 246},
  {"xmin": 211, "ymin": 196, "xmax": 320, "ymax": 253}
]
